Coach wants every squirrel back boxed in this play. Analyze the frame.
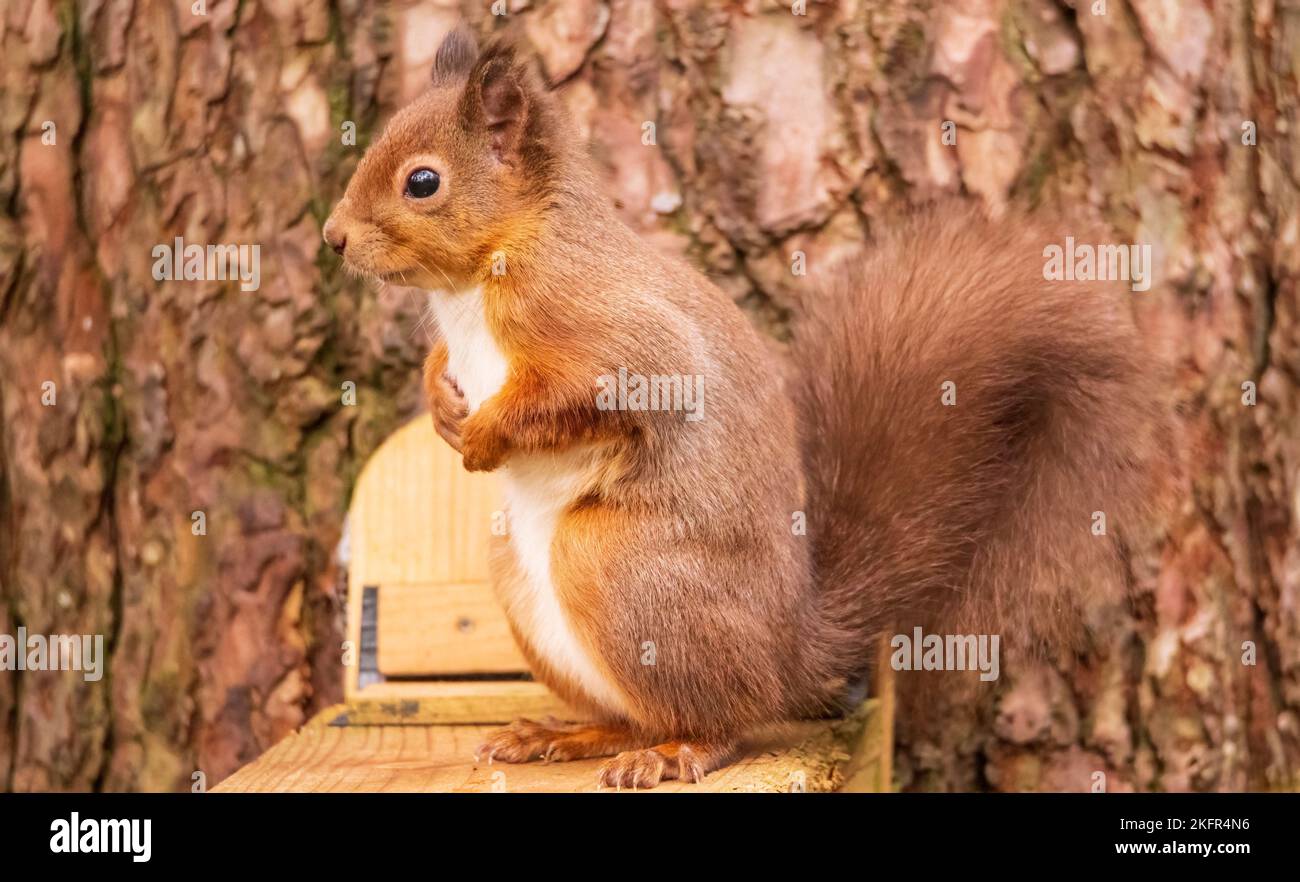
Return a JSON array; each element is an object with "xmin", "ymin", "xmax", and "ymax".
[{"xmin": 790, "ymin": 203, "xmax": 1174, "ymax": 687}]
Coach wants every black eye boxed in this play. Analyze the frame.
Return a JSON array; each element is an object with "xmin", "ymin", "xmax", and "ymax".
[{"xmin": 405, "ymin": 168, "xmax": 440, "ymax": 198}]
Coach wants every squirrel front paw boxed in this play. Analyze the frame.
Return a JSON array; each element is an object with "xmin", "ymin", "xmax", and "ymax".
[
  {"xmin": 459, "ymin": 410, "xmax": 508, "ymax": 472},
  {"xmin": 426, "ymin": 372, "xmax": 468, "ymax": 452},
  {"xmin": 422, "ymin": 344, "xmax": 468, "ymax": 452}
]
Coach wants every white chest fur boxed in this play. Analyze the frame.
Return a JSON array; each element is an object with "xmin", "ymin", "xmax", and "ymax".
[
  {"xmin": 425, "ymin": 290, "xmax": 632, "ymax": 718},
  {"xmin": 426, "ymin": 287, "xmax": 508, "ymax": 413}
]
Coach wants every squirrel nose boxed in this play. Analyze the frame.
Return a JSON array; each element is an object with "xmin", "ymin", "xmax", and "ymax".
[{"xmin": 322, "ymin": 220, "xmax": 347, "ymax": 256}]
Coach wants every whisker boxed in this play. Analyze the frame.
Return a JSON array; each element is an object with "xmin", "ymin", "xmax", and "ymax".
[
  {"xmin": 414, "ymin": 256, "xmax": 481, "ymax": 334},
  {"xmin": 416, "ymin": 255, "xmax": 459, "ymax": 294}
]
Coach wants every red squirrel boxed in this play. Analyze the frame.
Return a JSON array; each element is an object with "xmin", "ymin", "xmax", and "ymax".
[{"xmin": 323, "ymin": 29, "xmax": 1171, "ymax": 789}]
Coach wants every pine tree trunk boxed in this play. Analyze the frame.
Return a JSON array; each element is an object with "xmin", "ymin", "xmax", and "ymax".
[{"xmin": 1, "ymin": 0, "xmax": 1296, "ymax": 791}]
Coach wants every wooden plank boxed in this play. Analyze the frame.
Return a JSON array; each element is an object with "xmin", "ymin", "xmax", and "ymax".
[
  {"xmin": 840, "ymin": 638, "xmax": 896, "ymax": 792},
  {"xmin": 376, "ymin": 581, "xmax": 526, "ymax": 676},
  {"xmin": 213, "ymin": 705, "xmax": 881, "ymax": 793},
  {"xmin": 344, "ymin": 680, "xmax": 576, "ymax": 725}
]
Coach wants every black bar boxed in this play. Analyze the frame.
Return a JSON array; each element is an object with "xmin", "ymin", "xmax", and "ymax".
[{"xmin": 0, "ymin": 792, "xmax": 1287, "ymax": 867}]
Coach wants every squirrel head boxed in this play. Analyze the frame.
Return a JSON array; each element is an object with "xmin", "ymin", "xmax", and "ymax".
[{"xmin": 324, "ymin": 28, "xmax": 564, "ymax": 289}]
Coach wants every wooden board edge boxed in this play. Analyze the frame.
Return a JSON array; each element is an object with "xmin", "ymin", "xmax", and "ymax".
[
  {"xmin": 838, "ymin": 638, "xmax": 896, "ymax": 793},
  {"xmin": 341, "ymin": 680, "xmax": 579, "ymax": 725}
]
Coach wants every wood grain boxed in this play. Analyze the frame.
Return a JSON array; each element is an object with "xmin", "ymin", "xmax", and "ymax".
[
  {"xmin": 342, "ymin": 681, "xmax": 577, "ymax": 725},
  {"xmin": 375, "ymin": 581, "xmax": 526, "ymax": 676},
  {"xmin": 214, "ymin": 703, "xmax": 880, "ymax": 793}
]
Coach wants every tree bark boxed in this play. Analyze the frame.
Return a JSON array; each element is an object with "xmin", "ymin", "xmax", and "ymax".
[{"xmin": 1, "ymin": 0, "xmax": 1296, "ymax": 791}]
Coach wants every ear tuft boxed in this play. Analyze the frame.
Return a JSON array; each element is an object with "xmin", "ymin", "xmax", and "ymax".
[
  {"xmin": 466, "ymin": 43, "xmax": 535, "ymax": 165},
  {"xmin": 432, "ymin": 27, "xmax": 478, "ymax": 85}
]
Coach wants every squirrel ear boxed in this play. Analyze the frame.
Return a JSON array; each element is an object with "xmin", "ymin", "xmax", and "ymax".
[
  {"xmin": 432, "ymin": 27, "xmax": 478, "ymax": 85},
  {"xmin": 470, "ymin": 50, "xmax": 532, "ymax": 165}
]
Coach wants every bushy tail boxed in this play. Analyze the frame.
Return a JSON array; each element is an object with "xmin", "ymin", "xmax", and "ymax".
[{"xmin": 790, "ymin": 202, "xmax": 1174, "ymax": 683}]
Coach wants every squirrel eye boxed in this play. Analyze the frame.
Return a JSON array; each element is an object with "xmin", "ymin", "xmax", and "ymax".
[{"xmin": 405, "ymin": 168, "xmax": 440, "ymax": 199}]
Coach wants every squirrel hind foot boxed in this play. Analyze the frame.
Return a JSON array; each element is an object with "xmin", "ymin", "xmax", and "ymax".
[
  {"xmin": 595, "ymin": 739, "xmax": 737, "ymax": 790},
  {"xmin": 474, "ymin": 719, "xmax": 647, "ymax": 765}
]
